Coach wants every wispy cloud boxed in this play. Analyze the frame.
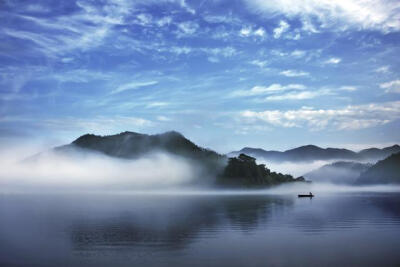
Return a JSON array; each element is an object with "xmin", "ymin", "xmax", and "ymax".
[
  {"xmin": 375, "ymin": 66, "xmax": 390, "ymax": 73},
  {"xmin": 280, "ymin": 69, "xmax": 310, "ymax": 77},
  {"xmin": 324, "ymin": 57, "xmax": 341, "ymax": 64},
  {"xmin": 3, "ymin": 115, "xmax": 154, "ymax": 135},
  {"xmin": 146, "ymin": 102, "xmax": 170, "ymax": 108},
  {"xmin": 263, "ymin": 89, "xmax": 331, "ymax": 101},
  {"xmin": 249, "ymin": 60, "xmax": 268, "ymax": 68},
  {"xmin": 8, "ymin": 1, "xmax": 131, "ymax": 57},
  {"xmin": 239, "ymin": 26, "xmax": 266, "ymax": 38},
  {"xmin": 175, "ymin": 21, "xmax": 199, "ymax": 37},
  {"xmin": 339, "ymin": 86, "xmax": 358, "ymax": 91},
  {"xmin": 111, "ymin": 81, "xmax": 158, "ymax": 94},
  {"xmin": 244, "ymin": 0, "xmax": 400, "ymax": 33},
  {"xmin": 232, "ymin": 83, "xmax": 306, "ymax": 97},
  {"xmin": 157, "ymin": 116, "xmax": 171, "ymax": 121}
]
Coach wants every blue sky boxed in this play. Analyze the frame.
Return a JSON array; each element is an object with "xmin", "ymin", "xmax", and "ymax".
[{"xmin": 1, "ymin": 0, "xmax": 400, "ymax": 153}]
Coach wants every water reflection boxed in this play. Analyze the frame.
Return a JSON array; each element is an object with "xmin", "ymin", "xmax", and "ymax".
[
  {"xmin": 70, "ymin": 195, "xmax": 294, "ymax": 250},
  {"xmin": 1, "ymin": 193, "xmax": 400, "ymax": 266}
]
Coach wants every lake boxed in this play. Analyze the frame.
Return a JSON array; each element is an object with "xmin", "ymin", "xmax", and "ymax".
[{"xmin": 1, "ymin": 189, "xmax": 400, "ymax": 266}]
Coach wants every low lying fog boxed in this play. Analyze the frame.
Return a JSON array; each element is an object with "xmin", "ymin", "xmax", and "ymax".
[
  {"xmin": 0, "ymin": 144, "xmax": 398, "ymax": 194},
  {"xmin": 0, "ymin": 147, "xmax": 202, "ymax": 192}
]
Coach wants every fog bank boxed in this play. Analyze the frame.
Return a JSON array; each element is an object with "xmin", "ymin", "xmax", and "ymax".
[{"xmin": 0, "ymin": 148, "xmax": 203, "ymax": 192}]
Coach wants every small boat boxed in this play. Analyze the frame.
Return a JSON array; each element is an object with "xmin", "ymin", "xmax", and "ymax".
[{"xmin": 298, "ymin": 193, "xmax": 314, "ymax": 198}]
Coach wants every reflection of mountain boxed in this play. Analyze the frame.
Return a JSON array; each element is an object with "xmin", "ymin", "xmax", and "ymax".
[
  {"xmin": 2, "ymin": 194, "xmax": 400, "ymax": 267},
  {"xmin": 70, "ymin": 195, "xmax": 294, "ymax": 250},
  {"xmin": 303, "ymin": 161, "xmax": 371, "ymax": 184},
  {"xmin": 357, "ymin": 152, "xmax": 400, "ymax": 184},
  {"xmin": 229, "ymin": 145, "xmax": 400, "ymax": 163}
]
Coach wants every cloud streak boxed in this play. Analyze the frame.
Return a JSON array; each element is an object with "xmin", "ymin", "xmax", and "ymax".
[
  {"xmin": 232, "ymin": 84, "xmax": 306, "ymax": 97},
  {"xmin": 111, "ymin": 81, "xmax": 159, "ymax": 94}
]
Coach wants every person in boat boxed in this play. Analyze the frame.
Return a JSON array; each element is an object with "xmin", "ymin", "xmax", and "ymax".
[{"xmin": 309, "ymin": 192, "xmax": 312, "ymax": 196}]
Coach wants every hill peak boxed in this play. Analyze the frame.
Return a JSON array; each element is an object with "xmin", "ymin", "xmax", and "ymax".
[{"xmin": 285, "ymin": 144, "xmax": 322, "ymax": 152}]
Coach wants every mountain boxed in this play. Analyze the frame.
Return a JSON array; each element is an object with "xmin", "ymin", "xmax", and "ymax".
[
  {"xmin": 356, "ymin": 152, "xmax": 400, "ymax": 184},
  {"xmin": 67, "ymin": 131, "xmax": 222, "ymax": 162},
  {"xmin": 303, "ymin": 161, "xmax": 372, "ymax": 184},
  {"xmin": 229, "ymin": 144, "xmax": 400, "ymax": 163},
  {"xmin": 55, "ymin": 131, "xmax": 225, "ymax": 176},
  {"xmin": 50, "ymin": 131, "xmax": 302, "ymax": 187}
]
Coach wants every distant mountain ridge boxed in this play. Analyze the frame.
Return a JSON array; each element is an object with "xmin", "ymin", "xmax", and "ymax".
[
  {"xmin": 357, "ymin": 152, "xmax": 400, "ymax": 184},
  {"xmin": 229, "ymin": 144, "xmax": 400, "ymax": 163}
]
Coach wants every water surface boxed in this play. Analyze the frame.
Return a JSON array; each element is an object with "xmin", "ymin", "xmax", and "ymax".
[{"xmin": 1, "ymin": 191, "xmax": 400, "ymax": 266}]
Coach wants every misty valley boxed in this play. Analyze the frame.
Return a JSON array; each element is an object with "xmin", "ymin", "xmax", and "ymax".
[{"xmin": 1, "ymin": 131, "xmax": 400, "ymax": 266}]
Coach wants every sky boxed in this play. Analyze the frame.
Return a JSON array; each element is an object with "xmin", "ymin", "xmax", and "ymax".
[{"xmin": 0, "ymin": 0, "xmax": 400, "ymax": 153}]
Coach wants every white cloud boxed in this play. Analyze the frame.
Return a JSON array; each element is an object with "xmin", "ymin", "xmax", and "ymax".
[
  {"xmin": 250, "ymin": 60, "xmax": 268, "ymax": 68},
  {"xmin": 232, "ymin": 83, "xmax": 306, "ymax": 97},
  {"xmin": 270, "ymin": 49, "xmax": 309, "ymax": 58},
  {"xmin": 380, "ymin": 79, "xmax": 400, "ymax": 93},
  {"xmin": 136, "ymin": 13, "xmax": 152, "ymax": 25},
  {"xmin": 301, "ymin": 17, "xmax": 319, "ymax": 33},
  {"xmin": 244, "ymin": 0, "xmax": 400, "ymax": 33},
  {"xmin": 156, "ymin": 16, "xmax": 172, "ymax": 27},
  {"xmin": 111, "ymin": 81, "xmax": 158, "ymax": 94},
  {"xmin": 177, "ymin": 0, "xmax": 196, "ymax": 14},
  {"xmin": 280, "ymin": 69, "xmax": 310, "ymax": 77},
  {"xmin": 239, "ymin": 26, "xmax": 266, "ymax": 38},
  {"xmin": 239, "ymin": 27, "xmax": 252, "ymax": 37},
  {"xmin": 167, "ymin": 45, "xmax": 237, "ymax": 60},
  {"xmin": 61, "ymin": 57, "xmax": 74, "ymax": 63},
  {"xmin": 340, "ymin": 86, "xmax": 358, "ymax": 91},
  {"xmin": 273, "ymin": 20, "xmax": 290, "ymax": 38},
  {"xmin": 264, "ymin": 89, "xmax": 330, "ymax": 101},
  {"xmin": 375, "ymin": 66, "xmax": 390, "ymax": 73},
  {"xmin": 239, "ymin": 101, "xmax": 400, "ymax": 130},
  {"xmin": 146, "ymin": 102, "xmax": 170, "ymax": 108},
  {"xmin": 176, "ymin": 21, "xmax": 199, "ymax": 37},
  {"xmin": 157, "ymin": 116, "xmax": 171, "ymax": 121},
  {"xmin": 254, "ymin": 27, "xmax": 266, "ymax": 37},
  {"xmin": 202, "ymin": 47, "xmax": 237, "ymax": 61},
  {"xmin": 291, "ymin": 50, "xmax": 306, "ymax": 58},
  {"xmin": 170, "ymin": 46, "xmax": 192, "ymax": 55},
  {"xmin": 324, "ymin": 57, "xmax": 341, "ymax": 64}
]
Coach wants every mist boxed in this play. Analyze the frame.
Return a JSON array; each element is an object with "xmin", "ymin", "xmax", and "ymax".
[
  {"xmin": 0, "ymin": 143, "xmax": 397, "ymax": 194},
  {"xmin": 256, "ymin": 159, "xmax": 337, "ymax": 177},
  {"xmin": 0, "ymin": 146, "xmax": 205, "ymax": 192}
]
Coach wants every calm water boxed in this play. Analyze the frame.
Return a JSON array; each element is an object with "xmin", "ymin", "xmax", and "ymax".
[{"xmin": 1, "ymin": 191, "xmax": 400, "ymax": 267}]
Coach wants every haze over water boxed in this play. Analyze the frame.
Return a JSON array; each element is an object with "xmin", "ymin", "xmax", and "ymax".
[{"xmin": 1, "ymin": 187, "xmax": 400, "ymax": 267}]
